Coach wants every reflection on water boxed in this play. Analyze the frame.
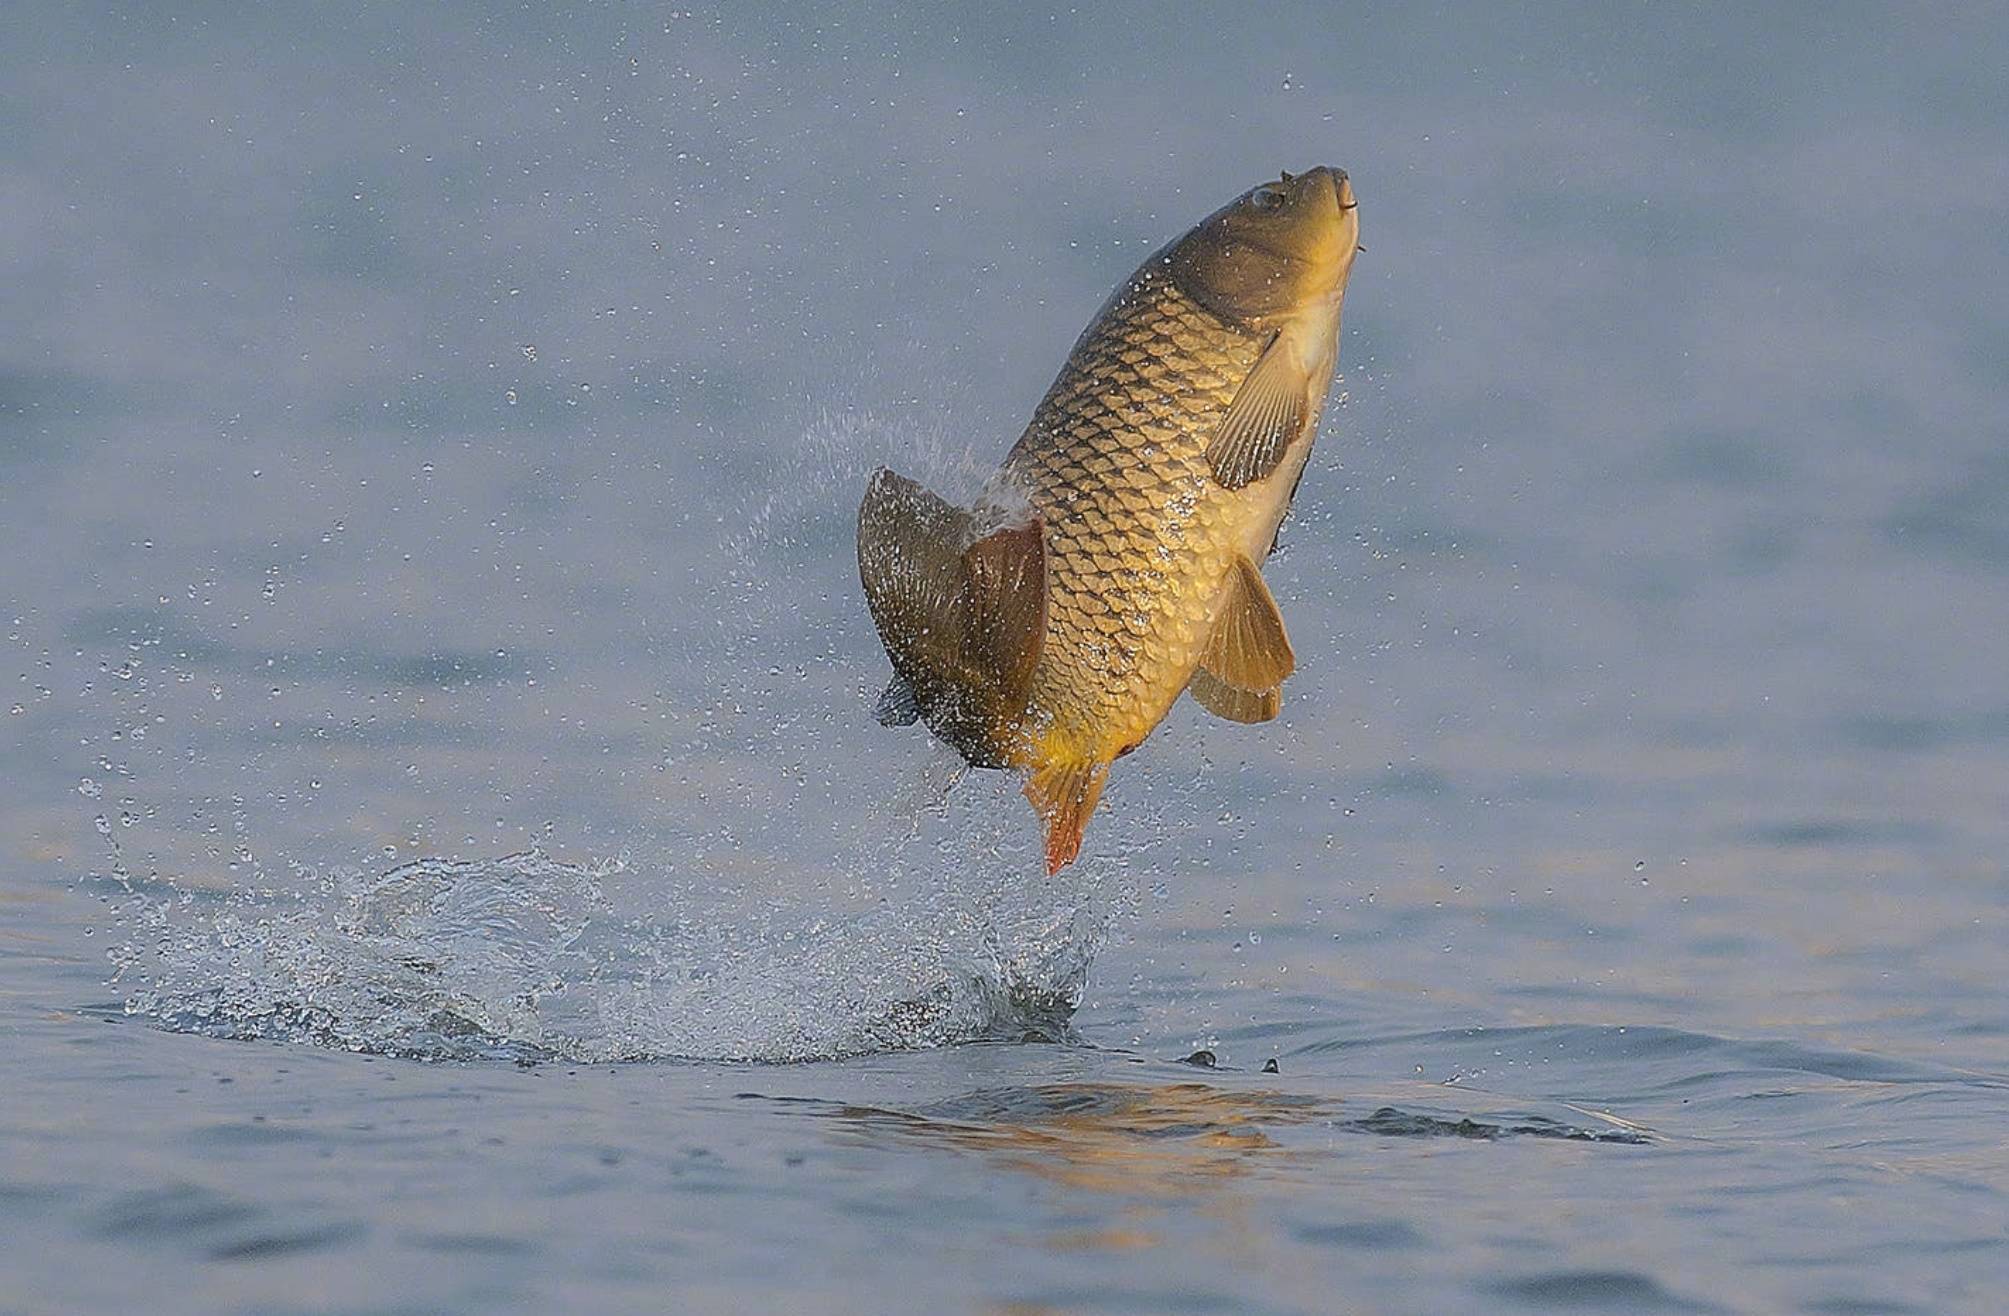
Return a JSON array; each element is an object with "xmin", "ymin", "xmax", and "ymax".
[
  {"xmin": 788, "ymin": 1079, "xmax": 1650, "ymax": 1219},
  {"xmin": 834, "ymin": 1083, "xmax": 1329, "ymax": 1201}
]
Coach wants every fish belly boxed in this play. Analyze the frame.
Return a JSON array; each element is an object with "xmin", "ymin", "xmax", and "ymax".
[
  {"xmin": 1012, "ymin": 450, "xmax": 1263, "ymax": 763},
  {"xmin": 1000, "ymin": 276, "xmax": 1288, "ymax": 765}
]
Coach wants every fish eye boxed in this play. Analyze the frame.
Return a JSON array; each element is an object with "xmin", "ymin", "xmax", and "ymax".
[{"xmin": 1249, "ymin": 186, "xmax": 1284, "ymax": 212}]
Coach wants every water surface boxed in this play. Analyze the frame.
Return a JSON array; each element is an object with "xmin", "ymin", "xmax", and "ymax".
[{"xmin": 4, "ymin": 3, "xmax": 2007, "ymax": 1312}]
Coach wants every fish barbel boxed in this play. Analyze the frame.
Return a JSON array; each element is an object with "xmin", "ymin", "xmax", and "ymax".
[{"xmin": 858, "ymin": 166, "xmax": 1361, "ymax": 872}]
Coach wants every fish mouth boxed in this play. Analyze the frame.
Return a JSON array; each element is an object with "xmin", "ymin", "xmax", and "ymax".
[
  {"xmin": 1333, "ymin": 170, "xmax": 1358, "ymax": 212},
  {"xmin": 1295, "ymin": 165, "xmax": 1356, "ymax": 213}
]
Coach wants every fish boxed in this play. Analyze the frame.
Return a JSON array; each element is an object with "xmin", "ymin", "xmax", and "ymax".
[{"xmin": 858, "ymin": 166, "xmax": 1361, "ymax": 873}]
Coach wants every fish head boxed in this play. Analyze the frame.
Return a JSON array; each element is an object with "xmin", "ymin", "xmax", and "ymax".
[{"xmin": 1168, "ymin": 166, "xmax": 1360, "ymax": 324}]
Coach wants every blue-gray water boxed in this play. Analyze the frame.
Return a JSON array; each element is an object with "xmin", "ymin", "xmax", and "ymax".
[{"xmin": 5, "ymin": 4, "xmax": 2008, "ymax": 1312}]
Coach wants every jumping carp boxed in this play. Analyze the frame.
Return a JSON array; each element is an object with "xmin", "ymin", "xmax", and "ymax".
[{"xmin": 858, "ymin": 166, "xmax": 1361, "ymax": 873}]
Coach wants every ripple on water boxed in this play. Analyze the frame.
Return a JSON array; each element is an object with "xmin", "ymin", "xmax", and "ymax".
[
  {"xmin": 89, "ymin": 1183, "xmax": 363, "ymax": 1262},
  {"xmin": 1285, "ymin": 1022, "xmax": 2006, "ymax": 1101},
  {"xmin": 1490, "ymin": 1269, "xmax": 1716, "ymax": 1312}
]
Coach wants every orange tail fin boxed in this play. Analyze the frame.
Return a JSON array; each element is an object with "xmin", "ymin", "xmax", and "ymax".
[{"xmin": 1023, "ymin": 758, "xmax": 1111, "ymax": 875}]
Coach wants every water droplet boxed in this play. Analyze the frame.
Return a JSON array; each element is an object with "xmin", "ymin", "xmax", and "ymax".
[{"xmin": 78, "ymin": 777, "xmax": 102, "ymax": 798}]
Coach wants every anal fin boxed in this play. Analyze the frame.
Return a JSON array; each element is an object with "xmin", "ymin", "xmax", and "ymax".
[
  {"xmin": 1023, "ymin": 758, "xmax": 1110, "ymax": 875},
  {"xmin": 1205, "ymin": 330, "xmax": 1311, "ymax": 490}
]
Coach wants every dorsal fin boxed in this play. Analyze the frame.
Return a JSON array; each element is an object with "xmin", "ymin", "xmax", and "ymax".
[
  {"xmin": 856, "ymin": 468, "xmax": 1046, "ymax": 763},
  {"xmin": 1197, "ymin": 552, "xmax": 1295, "ymax": 693},
  {"xmin": 1187, "ymin": 669, "xmax": 1281, "ymax": 723},
  {"xmin": 960, "ymin": 518, "xmax": 1047, "ymax": 711},
  {"xmin": 1205, "ymin": 330, "xmax": 1311, "ymax": 489}
]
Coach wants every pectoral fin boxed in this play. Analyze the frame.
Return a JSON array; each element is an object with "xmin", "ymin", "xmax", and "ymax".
[
  {"xmin": 1023, "ymin": 757, "xmax": 1110, "ymax": 875},
  {"xmin": 1205, "ymin": 331, "xmax": 1310, "ymax": 490},
  {"xmin": 857, "ymin": 468, "xmax": 1046, "ymax": 760},
  {"xmin": 1197, "ymin": 552, "xmax": 1296, "ymax": 694}
]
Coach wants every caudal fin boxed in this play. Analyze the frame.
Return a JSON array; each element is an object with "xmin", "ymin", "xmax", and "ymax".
[
  {"xmin": 856, "ymin": 468, "xmax": 1046, "ymax": 763},
  {"xmin": 1023, "ymin": 757, "xmax": 1110, "ymax": 875}
]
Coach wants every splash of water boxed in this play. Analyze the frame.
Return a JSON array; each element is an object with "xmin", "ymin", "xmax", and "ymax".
[
  {"xmin": 122, "ymin": 851, "xmax": 610, "ymax": 1060},
  {"xmin": 118, "ymin": 831, "xmax": 1124, "ymax": 1063}
]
